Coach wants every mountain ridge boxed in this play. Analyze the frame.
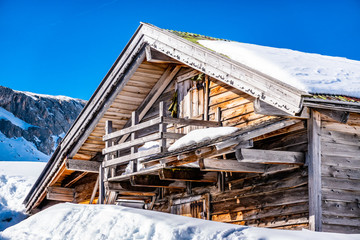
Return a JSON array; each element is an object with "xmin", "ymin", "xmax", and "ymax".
[{"xmin": 0, "ymin": 85, "xmax": 86, "ymax": 161}]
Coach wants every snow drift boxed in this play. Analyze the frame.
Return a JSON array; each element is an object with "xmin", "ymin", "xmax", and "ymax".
[
  {"xmin": 0, "ymin": 161, "xmax": 45, "ymax": 231},
  {"xmin": 1, "ymin": 203, "xmax": 359, "ymax": 240}
]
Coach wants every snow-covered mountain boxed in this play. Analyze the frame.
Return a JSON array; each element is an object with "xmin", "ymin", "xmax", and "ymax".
[{"xmin": 0, "ymin": 86, "xmax": 86, "ymax": 161}]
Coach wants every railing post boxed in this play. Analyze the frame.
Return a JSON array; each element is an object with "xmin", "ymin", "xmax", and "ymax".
[
  {"xmin": 98, "ymin": 162, "xmax": 105, "ymax": 204},
  {"xmin": 131, "ymin": 111, "xmax": 139, "ymax": 172},
  {"xmin": 159, "ymin": 101, "xmax": 167, "ymax": 152},
  {"xmin": 105, "ymin": 120, "xmax": 113, "ymax": 179}
]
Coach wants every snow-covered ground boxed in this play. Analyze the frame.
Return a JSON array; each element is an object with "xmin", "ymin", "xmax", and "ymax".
[
  {"xmin": 0, "ymin": 161, "xmax": 46, "ymax": 231},
  {"xmin": 1, "ymin": 203, "xmax": 359, "ymax": 240},
  {"xmin": 198, "ymin": 40, "xmax": 360, "ymax": 98},
  {"xmin": 0, "ymin": 132, "xmax": 49, "ymax": 162}
]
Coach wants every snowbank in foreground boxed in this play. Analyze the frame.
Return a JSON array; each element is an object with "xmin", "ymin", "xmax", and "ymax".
[
  {"xmin": 0, "ymin": 161, "xmax": 45, "ymax": 231},
  {"xmin": 1, "ymin": 203, "xmax": 359, "ymax": 240}
]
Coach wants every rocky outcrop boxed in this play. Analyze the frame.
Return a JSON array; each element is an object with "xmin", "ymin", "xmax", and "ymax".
[{"xmin": 0, "ymin": 86, "xmax": 86, "ymax": 158}]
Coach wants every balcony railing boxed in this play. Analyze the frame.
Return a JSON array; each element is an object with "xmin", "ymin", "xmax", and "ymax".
[{"xmin": 102, "ymin": 101, "xmax": 221, "ymax": 179}]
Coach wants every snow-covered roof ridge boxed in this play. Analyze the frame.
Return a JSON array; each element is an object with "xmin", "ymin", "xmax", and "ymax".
[{"xmin": 197, "ymin": 40, "xmax": 360, "ymax": 99}]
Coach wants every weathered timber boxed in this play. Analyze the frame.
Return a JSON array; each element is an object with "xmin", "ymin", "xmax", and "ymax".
[
  {"xmin": 322, "ymin": 188, "xmax": 360, "ymax": 203},
  {"xmin": 322, "ymin": 200, "xmax": 360, "ymax": 218},
  {"xmin": 145, "ymin": 46, "xmax": 180, "ymax": 64},
  {"xmin": 65, "ymin": 159, "xmax": 100, "ymax": 173},
  {"xmin": 106, "ymin": 181, "xmax": 156, "ymax": 193},
  {"xmin": 130, "ymin": 175, "xmax": 184, "ymax": 189},
  {"xmin": 308, "ymin": 109, "xmax": 322, "ymax": 231},
  {"xmin": 200, "ymin": 158, "xmax": 265, "ymax": 173},
  {"xmin": 162, "ymin": 117, "xmax": 220, "ymax": 127},
  {"xmin": 159, "ymin": 168, "xmax": 218, "ymax": 182},
  {"xmin": 316, "ymin": 108, "xmax": 350, "ymax": 123},
  {"xmin": 176, "ymin": 69, "xmax": 200, "ymax": 82},
  {"xmin": 89, "ymin": 176, "xmax": 99, "ymax": 204},
  {"xmin": 46, "ymin": 187, "xmax": 74, "ymax": 202},
  {"xmin": 322, "ymin": 216, "xmax": 360, "ymax": 228},
  {"xmin": 103, "ymin": 117, "xmax": 162, "ymax": 141},
  {"xmin": 211, "ymin": 186, "xmax": 308, "ymax": 215},
  {"xmin": 322, "ymin": 177, "xmax": 360, "ymax": 191},
  {"xmin": 237, "ymin": 149, "xmax": 305, "ymax": 165},
  {"xmin": 104, "ymin": 147, "xmax": 160, "ymax": 167},
  {"xmin": 321, "ymin": 165, "xmax": 360, "ymax": 180},
  {"xmin": 62, "ymin": 172, "xmax": 88, "ymax": 188}
]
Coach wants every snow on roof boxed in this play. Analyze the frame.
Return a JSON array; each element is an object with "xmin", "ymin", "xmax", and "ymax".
[
  {"xmin": 168, "ymin": 127, "xmax": 238, "ymax": 152},
  {"xmin": 1, "ymin": 203, "xmax": 359, "ymax": 240},
  {"xmin": 198, "ymin": 40, "xmax": 360, "ymax": 98}
]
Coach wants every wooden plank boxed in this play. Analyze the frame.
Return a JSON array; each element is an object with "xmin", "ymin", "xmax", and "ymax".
[
  {"xmin": 322, "ymin": 188, "xmax": 360, "ymax": 203},
  {"xmin": 103, "ymin": 133, "xmax": 161, "ymax": 155},
  {"xmin": 130, "ymin": 175, "xmax": 184, "ymax": 189},
  {"xmin": 65, "ymin": 159, "xmax": 100, "ymax": 173},
  {"xmin": 163, "ymin": 117, "xmax": 220, "ymax": 127},
  {"xmin": 308, "ymin": 109, "xmax": 322, "ymax": 231},
  {"xmin": 322, "ymin": 200, "xmax": 360, "ymax": 218},
  {"xmin": 322, "ymin": 216, "xmax": 360, "ymax": 227},
  {"xmin": 200, "ymin": 158, "xmax": 265, "ymax": 173},
  {"xmin": 322, "ymin": 121, "xmax": 360, "ymax": 135},
  {"xmin": 46, "ymin": 187, "xmax": 74, "ymax": 202},
  {"xmin": 104, "ymin": 147, "xmax": 161, "ymax": 167},
  {"xmin": 321, "ymin": 165, "xmax": 360, "ymax": 180},
  {"xmin": 238, "ymin": 149, "xmax": 305, "ymax": 165},
  {"xmin": 322, "ymin": 177, "xmax": 360, "ymax": 191},
  {"xmin": 159, "ymin": 168, "xmax": 218, "ymax": 182},
  {"xmin": 103, "ymin": 117, "xmax": 162, "ymax": 141},
  {"xmin": 176, "ymin": 69, "xmax": 200, "ymax": 82}
]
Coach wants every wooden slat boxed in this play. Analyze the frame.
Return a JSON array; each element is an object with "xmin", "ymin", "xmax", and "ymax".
[
  {"xmin": 238, "ymin": 149, "xmax": 305, "ymax": 165},
  {"xmin": 200, "ymin": 158, "xmax": 265, "ymax": 173},
  {"xmin": 104, "ymin": 147, "xmax": 161, "ymax": 167},
  {"xmin": 103, "ymin": 117, "xmax": 162, "ymax": 141},
  {"xmin": 46, "ymin": 187, "xmax": 74, "ymax": 202},
  {"xmin": 65, "ymin": 159, "xmax": 100, "ymax": 173}
]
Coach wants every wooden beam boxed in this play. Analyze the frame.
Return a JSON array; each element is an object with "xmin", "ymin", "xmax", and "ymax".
[
  {"xmin": 237, "ymin": 149, "xmax": 305, "ymax": 165},
  {"xmin": 159, "ymin": 168, "xmax": 217, "ymax": 182},
  {"xmin": 316, "ymin": 108, "xmax": 349, "ymax": 124},
  {"xmin": 199, "ymin": 158, "xmax": 265, "ymax": 173},
  {"xmin": 106, "ymin": 181, "xmax": 156, "ymax": 193},
  {"xmin": 65, "ymin": 159, "xmax": 100, "ymax": 173},
  {"xmin": 46, "ymin": 187, "xmax": 74, "ymax": 202},
  {"xmin": 130, "ymin": 175, "xmax": 185, "ymax": 189},
  {"xmin": 62, "ymin": 172, "xmax": 88, "ymax": 188},
  {"xmin": 308, "ymin": 109, "xmax": 322, "ymax": 231},
  {"xmin": 145, "ymin": 45, "xmax": 180, "ymax": 64},
  {"xmin": 254, "ymin": 98, "xmax": 310, "ymax": 119}
]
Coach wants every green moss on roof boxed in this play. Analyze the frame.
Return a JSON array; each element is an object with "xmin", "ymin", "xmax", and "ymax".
[
  {"xmin": 167, "ymin": 30, "xmax": 228, "ymax": 45},
  {"xmin": 311, "ymin": 94, "xmax": 360, "ymax": 103}
]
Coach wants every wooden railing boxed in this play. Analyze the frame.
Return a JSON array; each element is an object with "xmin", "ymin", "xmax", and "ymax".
[{"xmin": 102, "ymin": 101, "xmax": 220, "ymax": 178}]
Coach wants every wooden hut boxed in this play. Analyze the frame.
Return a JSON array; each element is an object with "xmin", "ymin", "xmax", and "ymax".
[{"xmin": 24, "ymin": 23, "xmax": 360, "ymax": 233}]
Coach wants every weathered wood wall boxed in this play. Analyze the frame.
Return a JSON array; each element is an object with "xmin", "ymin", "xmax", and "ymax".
[
  {"xmin": 320, "ymin": 112, "xmax": 360, "ymax": 233},
  {"xmin": 150, "ymin": 77, "xmax": 309, "ymax": 230}
]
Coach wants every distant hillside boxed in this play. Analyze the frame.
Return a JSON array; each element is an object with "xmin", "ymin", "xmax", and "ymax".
[{"xmin": 0, "ymin": 86, "xmax": 86, "ymax": 161}]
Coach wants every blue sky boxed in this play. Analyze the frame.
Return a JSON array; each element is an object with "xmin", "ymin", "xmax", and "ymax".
[{"xmin": 1, "ymin": 0, "xmax": 360, "ymax": 100}]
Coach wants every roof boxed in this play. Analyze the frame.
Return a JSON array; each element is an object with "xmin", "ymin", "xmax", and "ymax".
[
  {"xmin": 24, "ymin": 23, "xmax": 360, "ymax": 212},
  {"xmin": 195, "ymin": 39, "xmax": 360, "ymax": 99}
]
